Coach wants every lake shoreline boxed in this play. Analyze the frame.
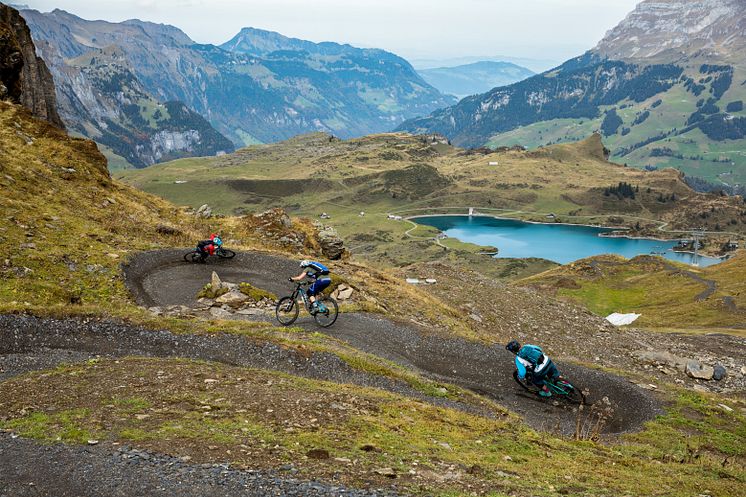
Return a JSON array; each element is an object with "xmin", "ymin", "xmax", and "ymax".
[{"xmin": 408, "ymin": 213, "xmax": 724, "ymax": 266}]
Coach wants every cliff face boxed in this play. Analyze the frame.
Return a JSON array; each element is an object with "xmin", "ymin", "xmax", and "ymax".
[
  {"xmin": 0, "ymin": 3, "xmax": 63, "ymax": 129},
  {"xmin": 595, "ymin": 0, "xmax": 746, "ymax": 63}
]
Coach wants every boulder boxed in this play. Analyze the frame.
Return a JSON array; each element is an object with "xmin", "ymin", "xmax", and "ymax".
[
  {"xmin": 712, "ymin": 364, "xmax": 727, "ymax": 381},
  {"xmin": 209, "ymin": 307, "xmax": 233, "ymax": 319},
  {"xmin": 317, "ymin": 227, "xmax": 345, "ymax": 260},
  {"xmin": 685, "ymin": 360, "xmax": 715, "ymax": 380},
  {"xmin": 335, "ymin": 284, "xmax": 353, "ymax": 301},
  {"xmin": 215, "ymin": 290, "xmax": 250, "ymax": 308},
  {"xmin": 196, "ymin": 204, "xmax": 212, "ymax": 218},
  {"xmin": 633, "ymin": 350, "xmax": 688, "ymax": 370}
]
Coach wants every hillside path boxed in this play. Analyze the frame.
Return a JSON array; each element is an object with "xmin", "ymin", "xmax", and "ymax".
[{"xmin": 123, "ymin": 250, "xmax": 660, "ymax": 435}]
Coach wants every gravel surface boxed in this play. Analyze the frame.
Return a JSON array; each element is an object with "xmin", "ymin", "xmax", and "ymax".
[
  {"xmin": 0, "ymin": 433, "xmax": 399, "ymax": 497},
  {"xmin": 0, "ymin": 348, "xmax": 97, "ymax": 382},
  {"xmin": 122, "ymin": 249, "xmax": 662, "ymax": 435}
]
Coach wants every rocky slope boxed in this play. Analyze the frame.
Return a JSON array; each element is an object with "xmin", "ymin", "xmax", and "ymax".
[
  {"xmin": 398, "ymin": 0, "xmax": 746, "ymax": 185},
  {"xmin": 21, "ymin": 10, "xmax": 454, "ymax": 155},
  {"xmin": 0, "ymin": 3, "xmax": 62, "ymax": 128},
  {"xmin": 417, "ymin": 60, "xmax": 535, "ymax": 98}
]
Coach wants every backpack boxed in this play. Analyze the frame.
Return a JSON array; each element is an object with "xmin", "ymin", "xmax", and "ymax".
[
  {"xmin": 309, "ymin": 261, "xmax": 330, "ymax": 275},
  {"xmin": 519, "ymin": 344, "xmax": 544, "ymax": 366}
]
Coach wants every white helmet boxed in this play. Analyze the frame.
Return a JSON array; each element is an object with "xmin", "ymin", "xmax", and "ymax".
[{"xmin": 300, "ymin": 260, "xmax": 310, "ymax": 268}]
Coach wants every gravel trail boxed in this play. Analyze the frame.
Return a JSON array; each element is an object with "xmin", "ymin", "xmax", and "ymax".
[{"xmin": 123, "ymin": 250, "xmax": 661, "ymax": 435}]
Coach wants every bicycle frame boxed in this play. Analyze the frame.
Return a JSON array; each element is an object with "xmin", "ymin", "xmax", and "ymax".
[{"xmin": 290, "ymin": 283, "xmax": 312, "ymax": 311}]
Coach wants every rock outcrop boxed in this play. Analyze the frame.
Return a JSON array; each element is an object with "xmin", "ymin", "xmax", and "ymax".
[
  {"xmin": 0, "ymin": 4, "xmax": 63, "ymax": 128},
  {"xmin": 317, "ymin": 226, "xmax": 346, "ymax": 260}
]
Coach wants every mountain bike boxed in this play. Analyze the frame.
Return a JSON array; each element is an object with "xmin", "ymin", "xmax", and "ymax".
[
  {"xmin": 512, "ymin": 370, "xmax": 585, "ymax": 404},
  {"xmin": 183, "ymin": 246, "xmax": 236, "ymax": 263},
  {"xmin": 275, "ymin": 281, "xmax": 339, "ymax": 328}
]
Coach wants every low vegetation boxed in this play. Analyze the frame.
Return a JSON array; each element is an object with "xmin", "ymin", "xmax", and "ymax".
[
  {"xmin": 517, "ymin": 252, "xmax": 746, "ymax": 334},
  {"xmin": 1, "ymin": 357, "xmax": 744, "ymax": 496}
]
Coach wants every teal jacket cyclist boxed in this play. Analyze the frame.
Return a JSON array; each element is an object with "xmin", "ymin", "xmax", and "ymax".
[{"xmin": 506, "ymin": 340, "xmax": 561, "ymax": 397}]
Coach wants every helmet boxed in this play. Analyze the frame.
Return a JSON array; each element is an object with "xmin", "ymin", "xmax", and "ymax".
[
  {"xmin": 300, "ymin": 260, "xmax": 310, "ymax": 268},
  {"xmin": 506, "ymin": 340, "xmax": 520, "ymax": 354},
  {"xmin": 213, "ymin": 236, "xmax": 223, "ymax": 247}
]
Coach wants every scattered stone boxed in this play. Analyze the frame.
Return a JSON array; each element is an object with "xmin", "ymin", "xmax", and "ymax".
[
  {"xmin": 634, "ymin": 350, "xmax": 688, "ymax": 370},
  {"xmin": 155, "ymin": 224, "xmax": 180, "ymax": 235},
  {"xmin": 215, "ymin": 290, "xmax": 250, "ymax": 308},
  {"xmin": 196, "ymin": 204, "xmax": 213, "ymax": 218},
  {"xmin": 434, "ymin": 387, "xmax": 448, "ymax": 396},
  {"xmin": 107, "ymin": 253, "xmax": 120, "ymax": 259},
  {"xmin": 712, "ymin": 364, "xmax": 727, "ymax": 381},
  {"xmin": 209, "ymin": 307, "xmax": 233, "ymax": 319},
  {"xmin": 718, "ymin": 403, "xmax": 733, "ymax": 412},
  {"xmin": 147, "ymin": 307, "xmax": 163, "ymax": 316},
  {"xmin": 359, "ymin": 444, "xmax": 380, "ymax": 452},
  {"xmin": 333, "ymin": 284, "xmax": 354, "ymax": 301},
  {"xmin": 19, "ymin": 242, "xmax": 36, "ymax": 249},
  {"xmin": 87, "ymin": 440, "xmax": 99, "ymax": 445},
  {"xmin": 306, "ymin": 448, "xmax": 330, "ymax": 460},
  {"xmin": 686, "ymin": 361, "xmax": 715, "ymax": 381},
  {"xmin": 211, "ymin": 271, "xmax": 222, "ymax": 290},
  {"xmin": 373, "ymin": 467, "xmax": 397, "ymax": 478}
]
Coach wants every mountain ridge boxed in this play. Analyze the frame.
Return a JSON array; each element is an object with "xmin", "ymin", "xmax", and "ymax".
[
  {"xmin": 397, "ymin": 0, "xmax": 746, "ymax": 185},
  {"xmin": 22, "ymin": 8, "xmax": 454, "ymax": 167},
  {"xmin": 417, "ymin": 60, "xmax": 535, "ymax": 98}
]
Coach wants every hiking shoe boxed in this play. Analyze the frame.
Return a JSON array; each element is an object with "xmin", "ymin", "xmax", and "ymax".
[
  {"xmin": 317, "ymin": 303, "xmax": 328, "ymax": 313},
  {"xmin": 539, "ymin": 386, "xmax": 552, "ymax": 397}
]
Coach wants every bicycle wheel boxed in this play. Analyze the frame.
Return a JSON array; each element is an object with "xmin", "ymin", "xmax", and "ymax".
[
  {"xmin": 512, "ymin": 370, "xmax": 539, "ymax": 394},
  {"xmin": 313, "ymin": 296, "xmax": 338, "ymax": 328},
  {"xmin": 275, "ymin": 296, "xmax": 299, "ymax": 326},
  {"xmin": 183, "ymin": 250, "xmax": 202, "ymax": 263},
  {"xmin": 216, "ymin": 248, "xmax": 236, "ymax": 259},
  {"xmin": 560, "ymin": 382, "xmax": 586, "ymax": 405}
]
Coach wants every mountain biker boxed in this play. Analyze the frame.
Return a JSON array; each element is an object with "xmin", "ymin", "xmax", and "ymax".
[
  {"xmin": 289, "ymin": 260, "xmax": 331, "ymax": 313},
  {"xmin": 196, "ymin": 233, "xmax": 222, "ymax": 262},
  {"xmin": 506, "ymin": 340, "xmax": 561, "ymax": 397}
]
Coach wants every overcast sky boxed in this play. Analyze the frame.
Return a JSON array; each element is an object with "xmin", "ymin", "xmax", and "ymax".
[{"xmin": 20, "ymin": 0, "xmax": 641, "ymax": 67}]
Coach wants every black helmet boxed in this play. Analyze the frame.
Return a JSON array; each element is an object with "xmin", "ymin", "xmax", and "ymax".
[{"xmin": 506, "ymin": 340, "xmax": 520, "ymax": 354}]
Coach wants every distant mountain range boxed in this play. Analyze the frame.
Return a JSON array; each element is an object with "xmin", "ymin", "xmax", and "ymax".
[
  {"xmin": 410, "ymin": 55, "xmax": 561, "ymax": 74},
  {"xmin": 417, "ymin": 61, "xmax": 534, "ymax": 98},
  {"xmin": 21, "ymin": 9, "xmax": 454, "ymax": 168},
  {"xmin": 398, "ymin": 0, "xmax": 746, "ymax": 187}
]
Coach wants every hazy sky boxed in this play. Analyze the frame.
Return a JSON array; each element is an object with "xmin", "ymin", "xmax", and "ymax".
[{"xmin": 20, "ymin": 0, "xmax": 641, "ymax": 65}]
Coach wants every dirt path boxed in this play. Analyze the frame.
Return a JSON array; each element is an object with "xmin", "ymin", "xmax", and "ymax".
[{"xmin": 122, "ymin": 250, "xmax": 661, "ymax": 435}]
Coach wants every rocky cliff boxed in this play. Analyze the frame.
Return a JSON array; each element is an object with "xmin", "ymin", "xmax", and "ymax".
[
  {"xmin": 0, "ymin": 3, "xmax": 63, "ymax": 128},
  {"xmin": 595, "ymin": 0, "xmax": 746, "ymax": 63}
]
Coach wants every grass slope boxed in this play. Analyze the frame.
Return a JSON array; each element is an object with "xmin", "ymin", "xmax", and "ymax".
[{"xmin": 517, "ymin": 252, "xmax": 746, "ymax": 333}]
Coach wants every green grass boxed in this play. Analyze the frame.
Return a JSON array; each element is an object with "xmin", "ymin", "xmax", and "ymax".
[{"xmin": 2, "ymin": 357, "xmax": 744, "ymax": 496}]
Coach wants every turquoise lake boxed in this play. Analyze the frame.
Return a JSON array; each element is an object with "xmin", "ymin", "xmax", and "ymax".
[{"xmin": 414, "ymin": 215, "xmax": 721, "ymax": 267}]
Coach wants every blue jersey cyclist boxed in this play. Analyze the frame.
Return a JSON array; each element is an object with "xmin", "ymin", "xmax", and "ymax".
[
  {"xmin": 506, "ymin": 340, "xmax": 562, "ymax": 397},
  {"xmin": 289, "ymin": 260, "xmax": 332, "ymax": 313}
]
